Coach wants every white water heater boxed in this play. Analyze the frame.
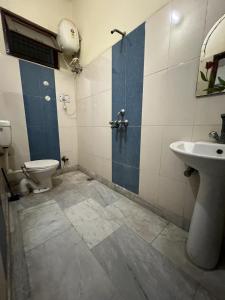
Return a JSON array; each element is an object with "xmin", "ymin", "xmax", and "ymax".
[{"xmin": 57, "ymin": 19, "xmax": 80, "ymax": 56}]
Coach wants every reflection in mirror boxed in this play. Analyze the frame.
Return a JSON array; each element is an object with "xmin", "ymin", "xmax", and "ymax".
[{"xmin": 196, "ymin": 14, "xmax": 225, "ymax": 97}]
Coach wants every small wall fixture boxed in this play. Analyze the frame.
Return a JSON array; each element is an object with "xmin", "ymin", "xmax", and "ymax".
[{"xmin": 111, "ymin": 29, "xmax": 126, "ymax": 38}]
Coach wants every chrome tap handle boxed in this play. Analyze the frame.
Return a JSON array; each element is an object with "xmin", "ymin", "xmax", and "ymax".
[
  {"xmin": 124, "ymin": 120, "xmax": 128, "ymax": 127},
  {"xmin": 209, "ymin": 131, "xmax": 220, "ymax": 142},
  {"xmin": 109, "ymin": 120, "xmax": 119, "ymax": 128}
]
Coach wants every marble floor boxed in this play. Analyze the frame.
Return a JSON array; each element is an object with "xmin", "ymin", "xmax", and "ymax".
[{"xmin": 10, "ymin": 171, "xmax": 225, "ymax": 300}]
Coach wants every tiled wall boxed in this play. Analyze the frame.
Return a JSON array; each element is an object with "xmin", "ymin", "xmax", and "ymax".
[
  {"xmin": 0, "ymin": 54, "xmax": 78, "ymax": 170},
  {"xmin": 76, "ymin": 49, "xmax": 112, "ymax": 181},
  {"xmin": 76, "ymin": 0, "xmax": 225, "ymax": 229},
  {"xmin": 112, "ymin": 24, "xmax": 145, "ymax": 193},
  {"xmin": 140, "ymin": 0, "xmax": 225, "ymax": 228},
  {"xmin": 19, "ymin": 60, "xmax": 61, "ymax": 162}
]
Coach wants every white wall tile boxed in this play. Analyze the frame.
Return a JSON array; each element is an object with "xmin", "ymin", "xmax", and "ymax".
[
  {"xmin": 76, "ymin": 68, "xmax": 92, "ymax": 100},
  {"xmin": 57, "ymin": 125, "xmax": 78, "ymax": 166},
  {"xmin": 159, "ymin": 126, "xmax": 193, "ymax": 182},
  {"xmin": 158, "ymin": 176, "xmax": 186, "ymax": 216},
  {"xmin": 204, "ymin": 0, "xmax": 225, "ymax": 37},
  {"xmin": 142, "ymin": 59, "xmax": 198, "ymax": 126},
  {"xmin": 0, "ymin": 92, "xmax": 26, "ymax": 127},
  {"xmin": 91, "ymin": 48, "xmax": 112, "ymax": 96},
  {"xmin": 92, "ymin": 127, "xmax": 111, "ymax": 160},
  {"xmin": 77, "ymin": 127, "xmax": 93, "ymax": 156},
  {"xmin": 55, "ymin": 69, "xmax": 77, "ymax": 128},
  {"xmin": 139, "ymin": 170, "xmax": 159, "ymax": 206},
  {"xmin": 76, "ymin": 48, "xmax": 112, "ymax": 100},
  {"xmin": 140, "ymin": 126, "xmax": 163, "ymax": 174},
  {"xmin": 78, "ymin": 151, "xmax": 92, "ymax": 172},
  {"xmin": 78, "ymin": 91, "xmax": 111, "ymax": 127},
  {"xmin": 94, "ymin": 157, "xmax": 112, "ymax": 182},
  {"xmin": 59, "ymin": 126, "xmax": 77, "ymax": 152},
  {"xmin": 144, "ymin": 4, "xmax": 171, "ymax": 75},
  {"xmin": 142, "ymin": 69, "xmax": 168, "ymax": 125},
  {"xmin": 92, "ymin": 90, "xmax": 111, "ymax": 127},
  {"xmin": 0, "ymin": 54, "xmax": 23, "ymax": 94},
  {"xmin": 192, "ymin": 125, "xmax": 221, "ymax": 142},
  {"xmin": 195, "ymin": 94, "xmax": 225, "ymax": 125},
  {"xmin": 77, "ymin": 97, "xmax": 93, "ymax": 127},
  {"xmin": 54, "ymin": 68, "xmax": 78, "ymax": 166},
  {"xmin": 169, "ymin": 0, "xmax": 207, "ymax": 66},
  {"xmin": 0, "ymin": 55, "xmax": 30, "ymax": 170},
  {"xmin": 10, "ymin": 125, "xmax": 30, "ymax": 169}
]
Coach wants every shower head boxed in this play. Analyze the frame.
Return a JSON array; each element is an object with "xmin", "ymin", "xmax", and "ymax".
[{"xmin": 111, "ymin": 29, "xmax": 126, "ymax": 38}]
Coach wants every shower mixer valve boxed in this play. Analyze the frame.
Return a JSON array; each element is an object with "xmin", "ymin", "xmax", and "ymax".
[{"xmin": 109, "ymin": 109, "xmax": 129, "ymax": 128}]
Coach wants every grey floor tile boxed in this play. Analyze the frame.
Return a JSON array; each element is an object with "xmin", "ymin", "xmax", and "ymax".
[
  {"xmin": 10, "ymin": 203, "xmax": 30, "ymax": 300},
  {"xmin": 106, "ymin": 198, "xmax": 168, "ymax": 242},
  {"xmin": 64, "ymin": 198, "xmax": 120, "ymax": 248},
  {"xmin": 92, "ymin": 225, "xmax": 199, "ymax": 300},
  {"xmin": 200, "ymin": 266, "xmax": 225, "ymax": 300},
  {"xmin": 54, "ymin": 189, "xmax": 87, "ymax": 210},
  {"xmin": 194, "ymin": 286, "xmax": 218, "ymax": 300},
  {"xmin": 77, "ymin": 180, "xmax": 124, "ymax": 207},
  {"xmin": 20, "ymin": 200, "xmax": 71, "ymax": 251},
  {"xmin": 12, "ymin": 171, "xmax": 225, "ymax": 300},
  {"xmin": 26, "ymin": 227, "xmax": 123, "ymax": 300},
  {"xmin": 152, "ymin": 223, "xmax": 204, "ymax": 281},
  {"xmin": 56, "ymin": 170, "xmax": 89, "ymax": 186},
  {"xmin": 19, "ymin": 192, "xmax": 52, "ymax": 210}
]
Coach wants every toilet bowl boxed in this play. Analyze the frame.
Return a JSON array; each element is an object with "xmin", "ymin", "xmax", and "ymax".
[{"xmin": 23, "ymin": 159, "xmax": 59, "ymax": 193}]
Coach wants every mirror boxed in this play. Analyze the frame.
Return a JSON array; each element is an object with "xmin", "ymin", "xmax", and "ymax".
[{"xmin": 196, "ymin": 14, "xmax": 225, "ymax": 97}]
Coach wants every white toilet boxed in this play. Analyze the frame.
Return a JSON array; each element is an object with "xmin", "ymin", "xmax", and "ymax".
[
  {"xmin": 23, "ymin": 159, "xmax": 59, "ymax": 193},
  {"xmin": 0, "ymin": 120, "xmax": 59, "ymax": 194}
]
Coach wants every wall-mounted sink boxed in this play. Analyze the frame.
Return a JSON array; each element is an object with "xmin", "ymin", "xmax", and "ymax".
[{"xmin": 170, "ymin": 141, "xmax": 225, "ymax": 269}]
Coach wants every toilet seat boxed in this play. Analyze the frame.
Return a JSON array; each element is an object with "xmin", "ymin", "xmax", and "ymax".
[{"xmin": 24, "ymin": 159, "xmax": 59, "ymax": 172}]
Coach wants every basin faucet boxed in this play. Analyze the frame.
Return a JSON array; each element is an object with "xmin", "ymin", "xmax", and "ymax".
[{"xmin": 209, "ymin": 114, "xmax": 225, "ymax": 144}]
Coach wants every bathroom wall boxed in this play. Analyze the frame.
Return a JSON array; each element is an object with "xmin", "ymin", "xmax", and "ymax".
[
  {"xmin": 0, "ymin": 0, "xmax": 78, "ymax": 170},
  {"xmin": 0, "ymin": 54, "xmax": 78, "ymax": 170},
  {"xmin": 112, "ymin": 24, "xmax": 145, "ymax": 193},
  {"xmin": 76, "ymin": 49, "xmax": 112, "ymax": 181},
  {"xmin": 72, "ymin": 0, "xmax": 169, "ymax": 65},
  {"xmin": 76, "ymin": 0, "xmax": 225, "ymax": 229}
]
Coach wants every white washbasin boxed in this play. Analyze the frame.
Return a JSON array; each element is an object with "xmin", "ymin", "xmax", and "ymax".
[
  {"xmin": 170, "ymin": 141, "xmax": 225, "ymax": 176},
  {"xmin": 170, "ymin": 141, "xmax": 225, "ymax": 270}
]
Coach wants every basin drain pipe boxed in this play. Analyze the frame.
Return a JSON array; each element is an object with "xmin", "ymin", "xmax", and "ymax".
[{"xmin": 184, "ymin": 167, "xmax": 196, "ymax": 177}]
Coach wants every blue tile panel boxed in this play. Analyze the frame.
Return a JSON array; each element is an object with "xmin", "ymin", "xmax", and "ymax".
[
  {"xmin": 19, "ymin": 60, "xmax": 60, "ymax": 162},
  {"xmin": 112, "ymin": 23, "xmax": 145, "ymax": 194}
]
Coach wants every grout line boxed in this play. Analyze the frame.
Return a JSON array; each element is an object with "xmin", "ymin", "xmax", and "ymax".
[
  {"xmin": 150, "ymin": 223, "xmax": 169, "ymax": 245},
  {"xmin": 76, "ymin": 88, "xmax": 112, "ymax": 102},
  {"xmin": 24, "ymin": 226, "xmax": 73, "ymax": 254}
]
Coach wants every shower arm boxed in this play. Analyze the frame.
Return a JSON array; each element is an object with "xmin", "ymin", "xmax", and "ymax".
[{"xmin": 111, "ymin": 29, "xmax": 126, "ymax": 38}]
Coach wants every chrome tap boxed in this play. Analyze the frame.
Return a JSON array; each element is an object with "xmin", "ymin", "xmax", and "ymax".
[
  {"xmin": 109, "ymin": 109, "xmax": 128, "ymax": 129},
  {"xmin": 209, "ymin": 114, "xmax": 225, "ymax": 144},
  {"xmin": 209, "ymin": 131, "xmax": 220, "ymax": 142}
]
